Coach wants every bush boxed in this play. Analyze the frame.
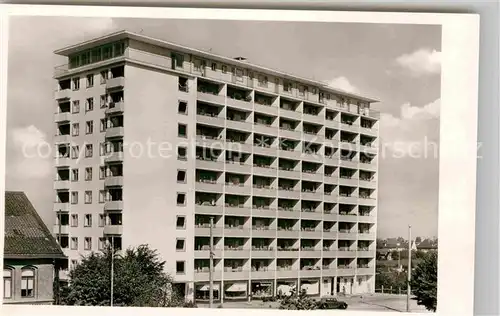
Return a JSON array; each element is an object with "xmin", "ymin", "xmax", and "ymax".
[{"xmin": 279, "ymin": 289, "xmax": 317, "ymax": 310}]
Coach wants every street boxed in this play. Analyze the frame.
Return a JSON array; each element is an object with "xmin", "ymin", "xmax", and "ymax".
[{"xmin": 196, "ymin": 294, "xmax": 431, "ymax": 313}]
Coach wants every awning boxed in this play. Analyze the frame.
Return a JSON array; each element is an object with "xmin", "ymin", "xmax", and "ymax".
[
  {"xmin": 225, "ymin": 282, "xmax": 247, "ymax": 292},
  {"xmin": 197, "ymin": 284, "xmax": 220, "ymax": 291}
]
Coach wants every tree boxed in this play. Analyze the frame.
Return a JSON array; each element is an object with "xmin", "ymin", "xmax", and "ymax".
[
  {"xmin": 60, "ymin": 244, "xmax": 188, "ymax": 307},
  {"xmin": 279, "ymin": 288, "xmax": 318, "ymax": 310},
  {"xmin": 410, "ymin": 252, "xmax": 437, "ymax": 312},
  {"xmin": 415, "ymin": 237, "xmax": 422, "ymax": 244}
]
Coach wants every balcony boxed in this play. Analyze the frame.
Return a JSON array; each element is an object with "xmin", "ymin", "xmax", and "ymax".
[
  {"xmin": 277, "ymin": 249, "xmax": 300, "ymax": 258},
  {"xmin": 105, "ymin": 127, "xmax": 124, "ymax": 138},
  {"xmin": 358, "ymin": 197, "xmax": 377, "ymax": 207},
  {"xmin": 225, "ymin": 206, "xmax": 251, "ymax": 216},
  {"xmin": 301, "ymin": 191, "xmax": 323, "ymax": 201},
  {"xmin": 301, "ymin": 210, "xmax": 323, "ymax": 220},
  {"xmin": 254, "ymin": 103, "xmax": 279, "ymax": 116},
  {"xmin": 197, "ymin": 92, "xmax": 225, "ymax": 105},
  {"xmin": 357, "ymin": 250, "xmax": 376, "ymax": 258},
  {"xmin": 196, "ymin": 114, "xmax": 225, "ymax": 128},
  {"xmin": 251, "ymin": 248, "xmax": 275, "ymax": 258},
  {"xmin": 105, "ymin": 77, "xmax": 125, "ymax": 90},
  {"xmin": 53, "ymin": 202, "xmax": 70, "ymax": 213},
  {"xmin": 195, "ymin": 204, "xmax": 223, "ymax": 216},
  {"xmin": 52, "ymin": 224, "xmax": 69, "ymax": 234},
  {"xmin": 279, "ymin": 108, "xmax": 302, "ymax": 120},
  {"xmin": 194, "ymin": 249, "xmax": 222, "ymax": 259},
  {"xmin": 277, "ymin": 188, "xmax": 300, "ymax": 200},
  {"xmin": 356, "ymin": 267, "xmax": 375, "ymax": 275},
  {"xmin": 252, "ymin": 208, "xmax": 277, "ymax": 218},
  {"xmin": 278, "ymin": 149, "xmax": 303, "ymax": 160},
  {"xmin": 254, "ymin": 123, "xmax": 276, "ymax": 136},
  {"xmin": 278, "ymin": 169, "xmax": 300, "ymax": 180},
  {"xmin": 302, "ymin": 132, "xmax": 323, "ymax": 143},
  {"xmin": 54, "ymin": 134, "xmax": 71, "ymax": 144},
  {"xmin": 300, "ymin": 249, "xmax": 322, "ymax": 258},
  {"xmin": 105, "ymin": 152, "xmax": 124, "ymax": 163},
  {"xmin": 323, "ymin": 211, "xmax": 338, "ymax": 221},
  {"xmin": 251, "ymin": 270, "xmax": 275, "ymax": 280},
  {"xmin": 276, "ymin": 268, "xmax": 299, "ymax": 279},
  {"xmin": 53, "ymin": 180, "xmax": 70, "ymax": 190},
  {"xmin": 336, "ymin": 267, "xmax": 356, "ymax": 276},
  {"xmin": 359, "ymin": 144, "xmax": 378, "ymax": 155},
  {"xmin": 226, "ymin": 97, "xmax": 253, "ymax": 111},
  {"xmin": 195, "ymin": 181, "xmax": 224, "ymax": 193},
  {"xmin": 322, "ymin": 250, "xmax": 338, "ymax": 258},
  {"xmin": 225, "ymin": 161, "xmax": 252, "ymax": 174},
  {"xmin": 253, "ymin": 145, "xmax": 276, "ymax": 156},
  {"xmin": 253, "ymin": 166, "xmax": 275, "ymax": 177},
  {"xmin": 54, "ymin": 157, "xmax": 71, "ymax": 167},
  {"xmin": 338, "ymin": 214, "xmax": 358, "ymax": 222},
  {"xmin": 195, "ymin": 225, "xmax": 223, "ymax": 237},
  {"xmin": 300, "ymin": 229, "xmax": 322, "ymax": 239},
  {"xmin": 54, "ymin": 112, "xmax": 71, "ymax": 123},
  {"xmin": 337, "ymin": 249, "xmax": 357, "ymax": 258},
  {"xmin": 252, "ymin": 226, "xmax": 275, "ymax": 238},
  {"xmin": 104, "ymin": 224, "xmax": 123, "ymax": 235},
  {"xmin": 323, "ymin": 193, "xmax": 337, "ymax": 203},
  {"xmin": 299, "ymin": 268, "xmax": 322, "ymax": 278},
  {"xmin": 226, "ymin": 120, "xmax": 253, "ymax": 133},
  {"xmin": 301, "ymin": 172, "xmax": 323, "ymax": 182},
  {"xmin": 277, "ymin": 208, "xmax": 301, "ymax": 219},
  {"xmin": 338, "ymin": 231, "xmax": 358, "ymax": 240},
  {"xmin": 360, "ymin": 126, "xmax": 378, "ymax": 137},
  {"xmin": 55, "ymin": 89, "xmax": 71, "ymax": 100},
  {"xmin": 105, "ymin": 101, "xmax": 125, "ymax": 115},
  {"xmin": 359, "ymin": 179, "xmax": 377, "ymax": 190},
  {"xmin": 359, "ymin": 162, "xmax": 378, "ymax": 172},
  {"xmin": 224, "ymin": 248, "xmax": 251, "ymax": 259},
  {"xmin": 223, "ymin": 269, "xmax": 250, "ymax": 280},
  {"xmin": 195, "ymin": 270, "xmax": 223, "ymax": 282},
  {"xmin": 340, "ymin": 123, "xmax": 359, "ymax": 133},
  {"xmin": 196, "ymin": 159, "xmax": 225, "ymax": 171},
  {"xmin": 252, "ymin": 185, "xmax": 276, "ymax": 198},
  {"xmin": 338, "ymin": 195, "xmax": 359, "ymax": 204},
  {"xmin": 225, "ymin": 183, "xmax": 251, "ymax": 195},
  {"xmin": 358, "ymin": 215, "xmax": 377, "ymax": 224},
  {"xmin": 279, "ymin": 128, "xmax": 302, "ymax": 141},
  {"xmin": 339, "ymin": 177, "xmax": 359, "ymax": 187},
  {"xmin": 303, "ymin": 113, "xmax": 324, "ymax": 125},
  {"xmin": 196, "ymin": 135, "xmax": 224, "ymax": 149},
  {"xmin": 339, "ymin": 159, "xmax": 359, "ymax": 169},
  {"xmin": 224, "ymin": 226, "xmax": 250, "ymax": 237},
  {"xmin": 322, "ymin": 267, "xmax": 337, "ymax": 277},
  {"xmin": 104, "ymin": 200, "xmax": 123, "ymax": 211},
  {"xmin": 104, "ymin": 176, "xmax": 123, "ymax": 187},
  {"xmin": 358, "ymin": 231, "xmax": 377, "ymax": 240}
]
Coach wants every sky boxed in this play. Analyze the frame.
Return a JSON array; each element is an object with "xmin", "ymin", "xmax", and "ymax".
[{"xmin": 5, "ymin": 17, "xmax": 441, "ymax": 239}]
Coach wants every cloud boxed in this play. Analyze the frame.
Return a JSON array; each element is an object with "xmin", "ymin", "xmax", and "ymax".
[
  {"xmin": 326, "ymin": 76, "xmax": 359, "ymax": 94},
  {"xmin": 9, "ymin": 125, "xmax": 52, "ymax": 179},
  {"xmin": 380, "ymin": 98, "xmax": 440, "ymax": 157},
  {"xmin": 396, "ymin": 49, "xmax": 441, "ymax": 76}
]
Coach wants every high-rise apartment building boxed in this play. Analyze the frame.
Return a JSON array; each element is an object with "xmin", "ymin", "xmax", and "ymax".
[{"xmin": 53, "ymin": 30, "xmax": 379, "ymax": 302}]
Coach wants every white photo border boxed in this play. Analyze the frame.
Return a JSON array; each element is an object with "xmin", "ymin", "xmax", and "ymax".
[{"xmin": 0, "ymin": 5, "xmax": 479, "ymax": 316}]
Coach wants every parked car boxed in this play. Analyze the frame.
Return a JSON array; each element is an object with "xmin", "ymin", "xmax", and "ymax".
[{"xmin": 316, "ymin": 297, "xmax": 348, "ymax": 309}]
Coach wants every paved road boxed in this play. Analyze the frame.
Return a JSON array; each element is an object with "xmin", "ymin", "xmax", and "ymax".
[{"xmin": 197, "ymin": 294, "xmax": 431, "ymax": 313}]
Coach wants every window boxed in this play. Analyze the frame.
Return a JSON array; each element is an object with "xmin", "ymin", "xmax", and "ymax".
[
  {"xmin": 72, "ymin": 123, "xmax": 79, "ymax": 136},
  {"xmin": 100, "ymin": 70, "xmax": 108, "ymax": 84},
  {"xmin": 72, "ymin": 77, "xmax": 80, "ymax": 90},
  {"xmin": 71, "ymin": 169, "xmax": 79, "ymax": 182},
  {"xmin": 176, "ymin": 261, "xmax": 185, "ymax": 274},
  {"xmin": 99, "ymin": 166, "xmax": 106, "ymax": 179},
  {"xmin": 85, "ymin": 144, "xmax": 93, "ymax": 157},
  {"xmin": 71, "ymin": 191, "xmax": 78, "ymax": 204},
  {"xmin": 176, "ymin": 216, "xmax": 186, "ymax": 229},
  {"xmin": 177, "ymin": 193, "xmax": 186, "ymax": 206},
  {"xmin": 178, "ymin": 124, "xmax": 187, "ymax": 138},
  {"xmin": 86, "ymin": 120, "xmax": 94, "ymax": 134},
  {"xmin": 70, "ymin": 237, "xmax": 78, "ymax": 250},
  {"xmin": 176, "ymin": 239, "xmax": 185, "ymax": 251},
  {"xmin": 71, "ymin": 146, "xmax": 79, "ymax": 159},
  {"xmin": 222, "ymin": 65, "xmax": 227, "ymax": 73},
  {"xmin": 3, "ymin": 268, "xmax": 12, "ymax": 299},
  {"xmin": 84, "ymin": 237, "xmax": 92, "ymax": 250},
  {"xmin": 284, "ymin": 81, "xmax": 292, "ymax": 92},
  {"xmin": 100, "ymin": 95, "xmax": 107, "ymax": 108},
  {"xmin": 71, "ymin": 214, "xmax": 78, "ymax": 227},
  {"xmin": 178, "ymin": 101, "xmax": 187, "ymax": 114},
  {"xmin": 235, "ymin": 68, "xmax": 243, "ymax": 80},
  {"xmin": 71, "ymin": 260, "xmax": 78, "ymax": 269},
  {"xmin": 99, "ymin": 214, "xmax": 106, "ymax": 226},
  {"xmin": 211, "ymin": 63, "xmax": 216, "ymax": 71},
  {"xmin": 21, "ymin": 268, "xmax": 35, "ymax": 297},
  {"xmin": 177, "ymin": 170, "xmax": 186, "ymax": 183},
  {"xmin": 258, "ymin": 75, "xmax": 268, "ymax": 87},
  {"xmin": 84, "ymin": 191, "xmax": 92, "ymax": 204},
  {"xmin": 85, "ymin": 167, "xmax": 92, "ymax": 181},
  {"xmin": 100, "ymin": 143, "xmax": 107, "ymax": 156},
  {"xmin": 72, "ymin": 100, "xmax": 80, "ymax": 113},
  {"xmin": 177, "ymin": 147, "xmax": 187, "ymax": 160},
  {"xmin": 84, "ymin": 214, "xmax": 92, "ymax": 227},
  {"xmin": 99, "ymin": 190, "xmax": 106, "ymax": 203},
  {"xmin": 100, "ymin": 119, "xmax": 107, "ymax": 132},
  {"xmin": 98, "ymin": 237, "xmax": 106, "ymax": 251},
  {"xmin": 86, "ymin": 74, "xmax": 94, "ymax": 88},
  {"xmin": 86, "ymin": 98, "xmax": 94, "ymax": 112}
]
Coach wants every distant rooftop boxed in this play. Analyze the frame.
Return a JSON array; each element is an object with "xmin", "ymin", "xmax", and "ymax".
[
  {"xmin": 4, "ymin": 191, "xmax": 66, "ymax": 259},
  {"xmin": 54, "ymin": 30, "xmax": 379, "ymax": 103}
]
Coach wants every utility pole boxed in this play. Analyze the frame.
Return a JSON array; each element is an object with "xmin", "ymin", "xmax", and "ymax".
[
  {"xmin": 209, "ymin": 217, "xmax": 214, "ymax": 308},
  {"xmin": 111, "ymin": 236, "xmax": 114, "ymax": 307},
  {"xmin": 407, "ymin": 225, "xmax": 412, "ymax": 312}
]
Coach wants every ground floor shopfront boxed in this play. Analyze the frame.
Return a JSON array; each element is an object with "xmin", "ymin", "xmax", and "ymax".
[{"xmin": 177, "ymin": 275, "xmax": 374, "ymax": 303}]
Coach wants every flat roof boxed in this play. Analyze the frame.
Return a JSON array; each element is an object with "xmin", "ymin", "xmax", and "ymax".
[{"xmin": 54, "ymin": 30, "xmax": 379, "ymax": 103}]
